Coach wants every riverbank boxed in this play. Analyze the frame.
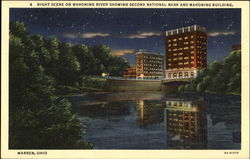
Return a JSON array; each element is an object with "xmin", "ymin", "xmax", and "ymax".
[{"xmin": 55, "ymin": 77, "xmax": 108, "ymax": 96}]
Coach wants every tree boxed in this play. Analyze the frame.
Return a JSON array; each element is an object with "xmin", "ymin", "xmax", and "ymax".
[
  {"xmin": 208, "ymin": 60, "xmax": 221, "ymax": 75},
  {"xmin": 108, "ymin": 56, "xmax": 129, "ymax": 76},
  {"xmin": 72, "ymin": 44, "xmax": 96, "ymax": 75},
  {"xmin": 9, "ymin": 21, "xmax": 92, "ymax": 149},
  {"xmin": 10, "ymin": 21, "xmax": 28, "ymax": 39},
  {"xmin": 179, "ymin": 50, "xmax": 241, "ymax": 95},
  {"xmin": 227, "ymin": 73, "xmax": 241, "ymax": 93},
  {"xmin": 178, "ymin": 85, "xmax": 185, "ymax": 92},
  {"xmin": 44, "ymin": 36, "xmax": 60, "ymax": 80},
  {"xmin": 58, "ymin": 42, "xmax": 80, "ymax": 85},
  {"xmin": 196, "ymin": 82, "xmax": 205, "ymax": 92}
]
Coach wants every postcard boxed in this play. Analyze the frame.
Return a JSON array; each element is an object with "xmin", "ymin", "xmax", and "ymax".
[{"xmin": 1, "ymin": 1, "xmax": 249, "ymax": 159}]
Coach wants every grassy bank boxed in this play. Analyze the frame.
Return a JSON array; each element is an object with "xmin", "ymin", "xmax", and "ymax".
[{"xmin": 55, "ymin": 77, "xmax": 108, "ymax": 96}]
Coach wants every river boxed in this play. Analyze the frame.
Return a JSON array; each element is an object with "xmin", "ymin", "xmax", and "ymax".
[{"xmin": 67, "ymin": 91, "xmax": 241, "ymax": 149}]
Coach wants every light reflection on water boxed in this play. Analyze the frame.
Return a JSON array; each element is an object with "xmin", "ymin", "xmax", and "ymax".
[{"xmin": 69, "ymin": 92, "xmax": 240, "ymax": 149}]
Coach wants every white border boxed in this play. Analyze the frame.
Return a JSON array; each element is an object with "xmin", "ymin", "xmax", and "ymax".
[{"xmin": 1, "ymin": 1, "xmax": 249, "ymax": 159}]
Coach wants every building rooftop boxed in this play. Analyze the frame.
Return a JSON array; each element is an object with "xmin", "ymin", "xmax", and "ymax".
[
  {"xmin": 136, "ymin": 49, "xmax": 163, "ymax": 56},
  {"xmin": 165, "ymin": 25, "xmax": 206, "ymax": 36}
]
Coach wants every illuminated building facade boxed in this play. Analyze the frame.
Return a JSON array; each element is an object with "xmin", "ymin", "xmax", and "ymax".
[
  {"xmin": 165, "ymin": 25, "xmax": 207, "ymax": 79},
  {"xmin": 123, "ymin": 66, "xmax": 136, "ymax": 78},
  {"xmin": 136, "ymin": 49, "xmax": 164, "ymax": 79},
  {"xmin": 164, "ymin": 99, "xmax": 207, "ymax": 149}
]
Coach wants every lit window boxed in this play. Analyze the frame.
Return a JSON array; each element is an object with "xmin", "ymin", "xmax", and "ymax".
[
  {"xmin": 184, "ymin": 36, "xmax": 188, "ymax": 39},
  {"xmin": 190, "ymin": 41, "xmax": 194, "ymax": 44},
  {"xmin": 184, "ymin": 57, "xmax": 189, "ymax": 60},
  {"xmin": 173, "ymin": 53, "xmax": 177, "ymax": 56},
  {"xmin": 178, "ymin": 37, "xmax": 183, "ymax": 40},
  {"xmin": 168, "ymin": 49, "xmax": 171, "ymax": 51},
  {"xmin": 178, "ymin": 48, "xmax": 183, "ymax": 51},
  {"xmin": 191, "ymin": 46, "xmax": 194, "ymax": 49},
  {"xmin": 168, "ymin": 39, "xmax": 171, "ymax": 42},
  {"xmin": 191, "ymin": 35, "xmax": 194, "ymax": 38},
  {"xmin": 173, "ymin": 48, "xmax": 177, "ymax": 51},
  {"xmin": 191, "ymin": 56, "xmax": 194, "ymax": 59},
  {"xmin": 173, "ymin": 39, "xmax": 177, "ymax": 41},
  {"xmin": 173, "ymin": 43, "xmax": 177, "ymax": 46},
  {"xmin": 178, "ymin": 52, "xmax": 183, "ymax": 55},
  {"xmin": 184, "ymin": 41, "xmax": 189, "ymax": 44},
  {"xmin": 184, "ymin": 47, "xmax": 189, "ymax": 50},
  {"xmin": 191, "ymin": 51, "xmax": 194, "ymax": 54},
  {"xmin": 178, "ymin": 57, "xmax": 183, "ymax": 60},
  {"xmin": 173, "ymin": 58, "xmax": 177, "ymax": 61}
]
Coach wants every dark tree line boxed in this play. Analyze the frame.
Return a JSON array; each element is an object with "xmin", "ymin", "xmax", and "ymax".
[
  {"xmin": 178, "ymin": 50, "xmax": 241, "ymax": 95},
  {"xmin": 9, "ymin": 21, "xmax": 128, "ymax": 149}
]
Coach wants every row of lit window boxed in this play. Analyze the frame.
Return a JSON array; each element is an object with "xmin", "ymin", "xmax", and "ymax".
[
  {"xmin": 144, "ymin": 68, "xmax": 163, "ymax": 71},
  {"xmin": 168, "ymin": 61, "xmax": 194, "ymax": 66},
  {"xmin": 169, "ymin": 51, "xmax": 195, "ymax": 56},
  {"xmin": 144, "ymin": 65, "xmax": 163, "ymax": 68},
  {"xmin": 167, "ymin": 102, "xmax": 197, "ymax": 107},
  {"xmin": 169, "ymin": 57, "xmax": 194, "ymax": 61},
  {"xmin": 143, "ymin": 60, "xmax": 163, "ymax": 63},
  {"xmin": 142, "ymin": 56, "xmax": 163, "ymax": 60},
  {"xmin": 168, "ymin": 41, "xmax": 195, "ymax": 47},
  {"xmin": 168, "ymin": 123, "xmax": 184, "ymax": 127},
  {"xmin": 168, "ymin": 67, "xmax": 197, "ymax": 70},
  {"xmin": 168, "ymin": 128, "xmax": 194, "ymax": 134},
  {"xmin": 169, "ymin": 36, "xmax": 194, "ymax": 42},
  {"xmin": 169, "ymin": 46, "xmax": 195, "ymax": 52},
  {"xmin": 143, "ymin": 71, "xmax": 163, "ymax": 74},
  {"xmin": 168, "ymin": 113, "xmax": 192, "ymax": 118},
  {"xmin": 168, "ymin": 35, "xmax": 206, "ymax": 42},
  {"xmin": 168, "ymin": 112, "xmax": 196, "ymax": 117},
  {"xmin": 144, "ymin": 62, "xmax": 163, "ymax": 65},
  {"xmin": 169, "ymin": 56, "xmax": 194, "ymax": 60}
]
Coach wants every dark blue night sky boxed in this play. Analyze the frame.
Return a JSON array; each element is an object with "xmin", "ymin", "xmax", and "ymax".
[{"xmin": 10, "ymin": 8, "xmax": 241, "ymax": 66}]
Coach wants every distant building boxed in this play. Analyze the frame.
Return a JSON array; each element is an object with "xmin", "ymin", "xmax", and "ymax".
[
  {"xmin": 231, "ymin": 45, "xmax": 241, "ymax": 51},
  {"xmin": 123, "ymin": 66, "xmax": 136, "ymax": 78},
  {"xmin": 165, "ymin": 25, "xmax": 207, "ymax": 79},
  {"xmin": 136, "ymin": 49, "xmax": 164, "ymax": 79}
]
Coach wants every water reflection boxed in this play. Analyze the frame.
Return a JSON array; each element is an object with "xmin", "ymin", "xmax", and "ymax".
[
  {"xmin": 68, "ymin": 92, "xmax": 240, "ymax": 149},
  {"xmin": 165, "ymin": 99, "xmax": 207, "ymax": 149},
  {"xmin": 137, "ymin": 100, "xmax": 164, "ymax": 126}
]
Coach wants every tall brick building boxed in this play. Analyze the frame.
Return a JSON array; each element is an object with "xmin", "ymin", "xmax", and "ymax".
[
  {"xmin": 136, "ymin": 49, "xmax": 164, "ymax": 79},
  {"xmin": 165, "ymin": 25, "xmax": 207, "ymax": 79}
]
